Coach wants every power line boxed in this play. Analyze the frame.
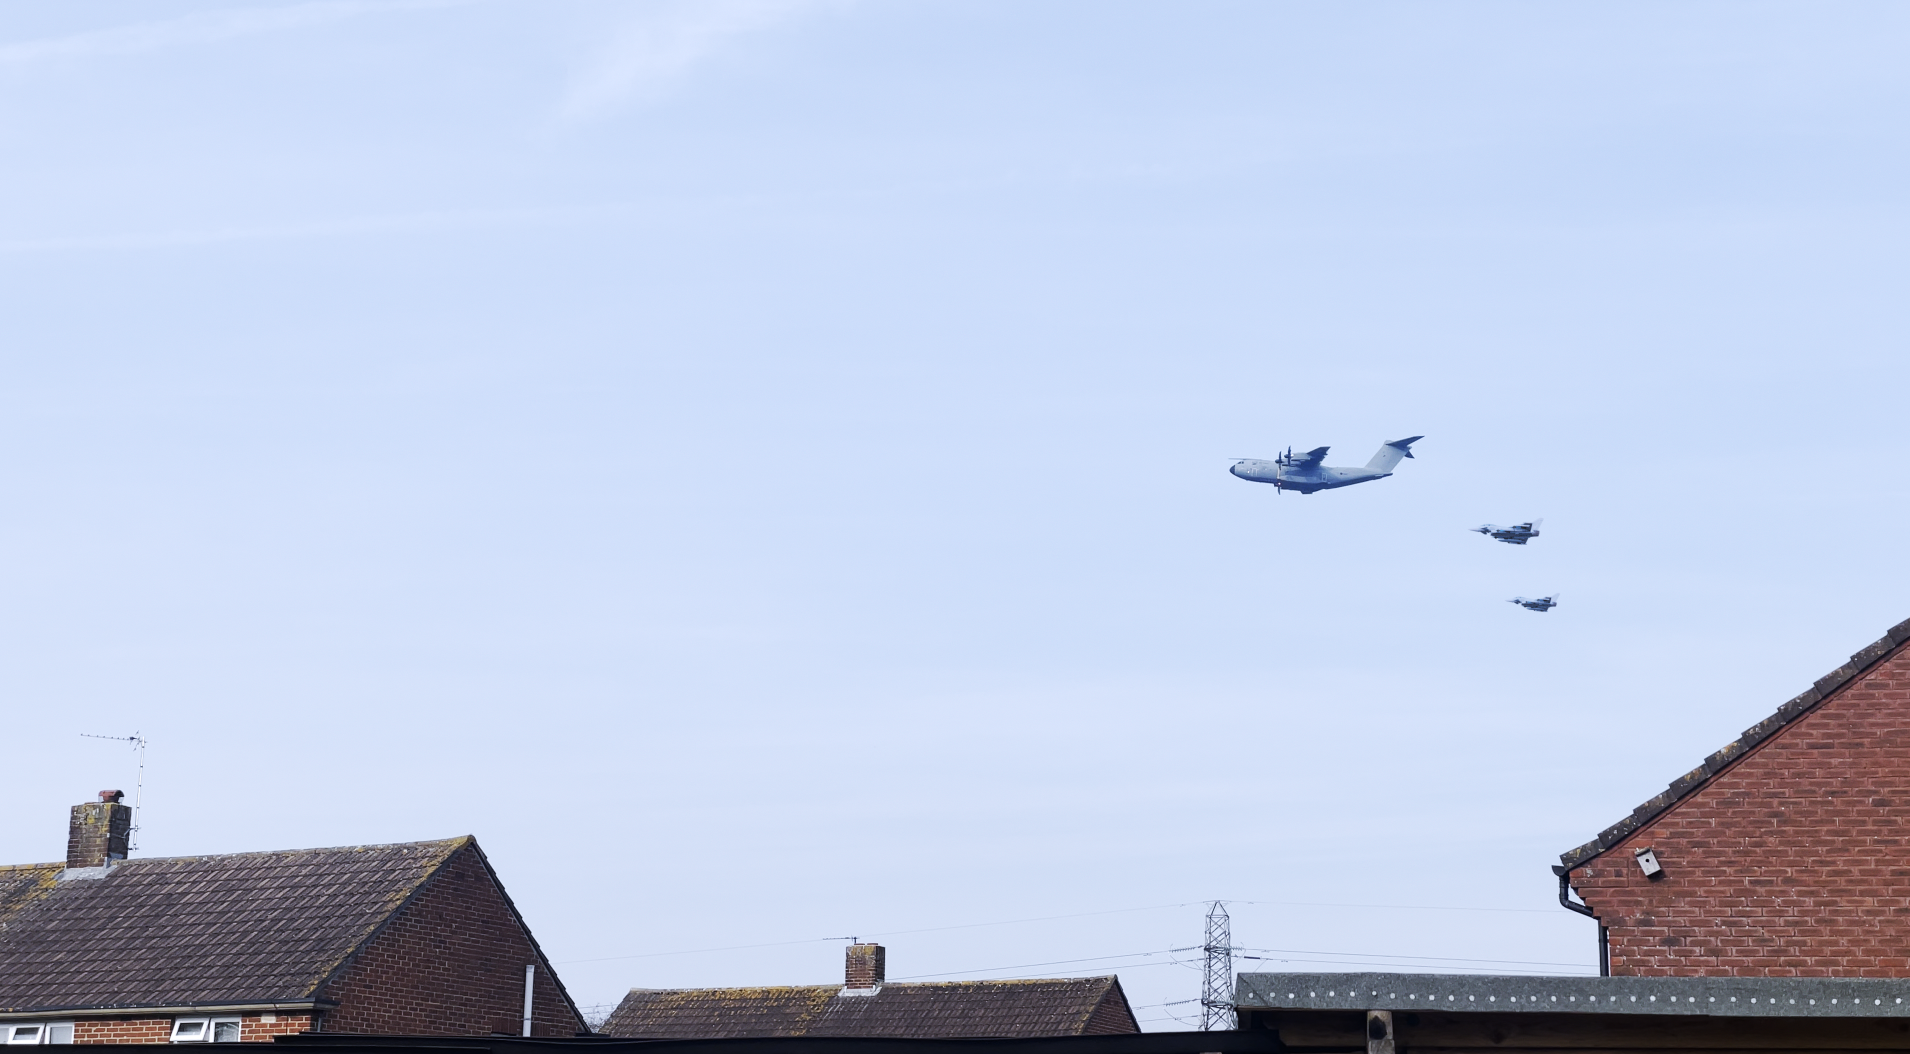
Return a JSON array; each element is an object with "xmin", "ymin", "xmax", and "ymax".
[
  {"xmin": 888, "ymin": 938, "xmax": 1598, "ymax": 985},
  {"xmin": 1233, "ymin": 946, "xmax": 1593, "ymax": 969},
  {"xmin": 889, "ymin": 949, "xmax": 1183, "ymax": 981},
  {"xmin": 1228, "ymin": 899, "xmax": 1560, "ymax": 916},
  {"xmin": 554, "ymin": 902, "xmax": 1200, "ymax": 966},
  {"xmin": 1033, "ymin": 955, "xmax": 1590, "ymax": 979},
  {"xmin": 1238, "ymin": 956, "xmax": 1596, "ymax": 976},
  {"xmin": 566, "ymin": 942, "xmax": 1596, "ymax": 985},
  {"xmin": 568, "ymin": 937, "xmax": 1596, "ymax": 986},
  {"xmin": 556, "ymin": 935, "xmax": 855, "ymax": 966},
  {"xmin": 907, "ymin": 960, "xmax": 1198, "ymax": 985},
  {"xmin": 554, "ymin": 896, "xmax": 1569, "ymax": 966}
]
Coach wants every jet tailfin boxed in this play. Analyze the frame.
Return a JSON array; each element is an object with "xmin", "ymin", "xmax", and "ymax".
[{"xmin": 1364, "ymin": 435, "xmax": 1423, "ymax": 472}]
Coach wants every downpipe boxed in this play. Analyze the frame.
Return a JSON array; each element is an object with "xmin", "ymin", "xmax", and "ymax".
[{"xmin": 1552, "ymin": 865, "xmax": 1610, "ymax": 977}]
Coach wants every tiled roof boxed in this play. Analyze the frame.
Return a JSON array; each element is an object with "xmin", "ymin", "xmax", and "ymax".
[
  {"xmin": 1559, "ymin": 617, "xmax": 1910, "ymax": 870},
  {"xmin": 601, "ymin": 977, "xmax": 1137, "ymax": 1039},
  {"xmin": 0, "ymin": 837, "xmax": 467, "ymax": 1013},
  {"xmin": 0, "ymin": 864, "xmax": 61, "ymax": 928}
]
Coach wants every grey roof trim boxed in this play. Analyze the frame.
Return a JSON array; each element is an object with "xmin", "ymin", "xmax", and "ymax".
[
  {"xmin": 1558, "ymin": 617, "xmax": 1910, "ymax": 870},
  {"xmin": 1237, "ymin": 972, "xmax": 1910, "ymax": 1018}
]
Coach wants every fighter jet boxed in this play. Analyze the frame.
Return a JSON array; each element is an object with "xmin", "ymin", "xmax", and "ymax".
[
  {"xmin": 1230, "ymin": 436, "xmax": 1423, "ymax": 494},
  {"xmin": 1509, "ymin": 594, "xmax": 1559, "ymax": 612},
  {"xmin": 1474, "ymin": 519, "xmax": 1543, "ymax": 545}
]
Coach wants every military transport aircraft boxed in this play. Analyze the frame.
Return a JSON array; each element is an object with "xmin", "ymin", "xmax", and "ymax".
[
  {"xmin": 1509, "ymin": 594, "xmax": 1559, "ymax": 612},
  {"xmin": 1230, "ymin": 436, "xmax": 1423, "ymax": 494},
  {"xmin": 1473, "ymin": 519, "xmax": 1542, "ymax": 545}
]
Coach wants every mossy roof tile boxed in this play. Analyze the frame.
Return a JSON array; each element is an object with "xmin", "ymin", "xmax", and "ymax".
[
  {"xmin": 600, "ymin": 977, "xmax": 1135, "ymax": 1039},
  {"xmin": 0, "ymin": 837, "xmax": 465, "ymax": 1013}
]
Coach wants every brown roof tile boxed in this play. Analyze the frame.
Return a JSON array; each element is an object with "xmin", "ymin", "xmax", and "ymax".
[
  {"xmin": 0, "ymin": 837, "xmax": 465, "ymax": 1013},
  {"xmin": 600, "ymin": 977, "xmax": 1137, "ymax": 1039}
]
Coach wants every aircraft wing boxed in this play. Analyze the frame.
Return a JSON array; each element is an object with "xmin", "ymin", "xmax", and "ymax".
[{"xmin": 1291, "ymin": 446, "xmax": 1329, "ymax": 466}]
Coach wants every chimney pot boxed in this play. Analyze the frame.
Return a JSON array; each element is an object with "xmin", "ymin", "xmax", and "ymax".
[
  {"xmin": 844, "ymin": 943, "xmax": 885, "ymax": 989},
  {"xmin": 67, "ymin": 794, "xmax": 132, "ymax": 870}
]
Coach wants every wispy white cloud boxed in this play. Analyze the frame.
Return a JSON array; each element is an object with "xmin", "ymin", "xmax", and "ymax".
[
  {"xmin": 560, "ymin": 0, "xmax": 844, "ymax": 122},
  {"xmin": 0, "ymin": 0, "xmax": 474, "ymax": 66}
]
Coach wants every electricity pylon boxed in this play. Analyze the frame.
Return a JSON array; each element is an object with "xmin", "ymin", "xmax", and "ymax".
[{"xmin": 1200, "ymin": 901, "xmax": 1234, "ymax": 1030}]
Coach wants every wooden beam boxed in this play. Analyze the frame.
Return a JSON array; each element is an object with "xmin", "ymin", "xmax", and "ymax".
[{"xmin": 1368, "ymin": 1011, "xmax": 1395, "ymax": 1054}]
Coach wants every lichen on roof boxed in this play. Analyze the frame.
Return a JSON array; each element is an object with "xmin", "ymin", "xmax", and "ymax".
[
  {"xmin": 0, "ymin": 864, "xmax": 62, "ymax": 930},
  {"xmin": 601, "ymin": 976, "xmax": 1133, "ymax": 1039},
  {"xmin": 0, "ymin": 836, "xmax": 472, "ymax": 1013}
]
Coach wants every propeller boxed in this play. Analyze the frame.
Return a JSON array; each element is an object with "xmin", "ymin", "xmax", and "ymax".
[{"xmin": 1225, "ymin": 455, "xmax": 1282, "ymax": 494}]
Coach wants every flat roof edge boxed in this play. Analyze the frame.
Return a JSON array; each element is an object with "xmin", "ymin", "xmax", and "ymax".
[{"xmin": 1235, "ymin": 972, "xmax": 1910, "ymax": 1018}]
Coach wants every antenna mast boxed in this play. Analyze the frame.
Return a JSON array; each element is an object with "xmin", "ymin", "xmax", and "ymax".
[
  {"xmin": 1200, "ymin": 901, "xmax": 1234, "ymax": 1031},
  {"xmin": 79, "ymin": 732, "xmax": 146, "ymax": 852}
]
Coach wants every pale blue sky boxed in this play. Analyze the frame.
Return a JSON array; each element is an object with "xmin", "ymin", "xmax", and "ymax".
[{"xmin": 3, "ymin": 0, "xmax": 1908, "ymax": 1029}]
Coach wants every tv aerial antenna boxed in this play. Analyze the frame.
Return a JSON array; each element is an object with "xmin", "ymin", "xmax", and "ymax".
[{"xmin": 79, "ymin": 731, "xmax": 146, "ymax": 852}]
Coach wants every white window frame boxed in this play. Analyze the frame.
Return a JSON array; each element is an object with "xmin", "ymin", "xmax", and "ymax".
[
  {"xmin": 2, "ymin": 1024, "xmax": 73, "ymax": 1046},
  {"xmin": 169, "ymin": 1017, "xmax": 241, "ymax": 1044}
]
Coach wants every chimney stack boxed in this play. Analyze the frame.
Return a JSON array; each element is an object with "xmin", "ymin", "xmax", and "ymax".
[
  {"xmin": 844, "ymin": 943, "xmax": 885, "ymax": 989},
  {"xmin": 67, "ymin": 790, "xmax": 130, "ymax": 870}
]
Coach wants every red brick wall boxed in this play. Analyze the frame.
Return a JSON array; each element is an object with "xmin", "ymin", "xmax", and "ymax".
[
  {"xmin": 318, "ymin": 845, "xmax": 582, "ymax": 1036},
  {"xmin": 845, "ymin": 945, "xmax": 885, "ymax": 988},
  {"xmin": 1569, "ymin": 640, "xmax": 1910, "ymax": 976},
  {"xmin": 72, "ymin": 1018, "xmax": 169, "ymax": 1044},
  {"xmin": 71, "ymin": 1013, "xmax": 312, "ymax": 1044}
]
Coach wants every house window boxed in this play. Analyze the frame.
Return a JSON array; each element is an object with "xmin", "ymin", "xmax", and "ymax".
[
  {"xmin": 3, "ymin": 1024, "xmax": 73, "ymax": 1045},
  {"xmin": 170, "ymin": 1018, "xmax": 240, "ymax": 1043}
]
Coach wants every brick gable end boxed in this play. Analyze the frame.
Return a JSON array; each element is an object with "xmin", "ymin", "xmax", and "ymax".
[
  {"xmin": 1082, "ymin": 987, "xmax": 1140, "ymax": 1035},
  {"xmin": 1569, "ymin": 638, "xmax": 1910, "ymax": 976},
  {"xmin": 317, "ymin": 847, "xmax": 582, "ymax": 1036}
]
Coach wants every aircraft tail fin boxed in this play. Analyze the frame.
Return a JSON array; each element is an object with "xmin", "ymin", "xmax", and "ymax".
[{"xmin": 1364, "ymin": 435, "xmax": 1423, "ymax": 472}]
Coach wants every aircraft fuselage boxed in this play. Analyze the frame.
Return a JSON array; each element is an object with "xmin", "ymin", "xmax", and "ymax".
[{"xmin": 1229, "ymin": 460, "xmax": 1393, "ymax": 494}]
